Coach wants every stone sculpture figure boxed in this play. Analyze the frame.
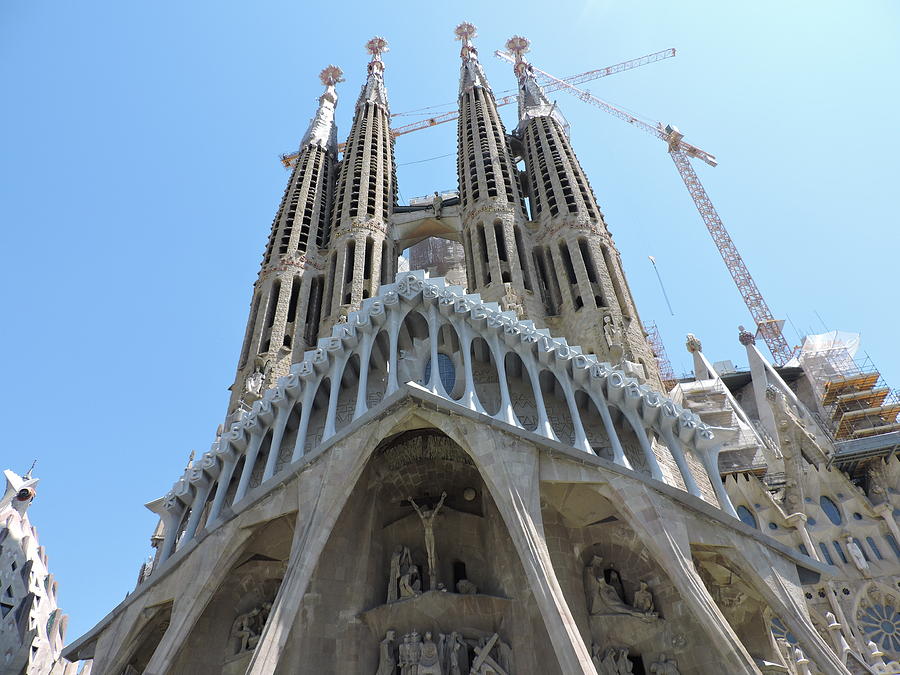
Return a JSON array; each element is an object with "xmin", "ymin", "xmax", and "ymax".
[
  {"xmin": 231, "ymin": 605, "xmax": 263, "ymax": 654},
  {"xmin": 408, "ymin": 491, "xmax": 448, "ymax": 590},
  {"xmin": 388, "ymin": 545, "xmax": 408, "ymax": 603},
  {"xmin": 399, "ymin": 551, "xmax": 422, "ymax": 599},
  {"xmin": 448, "ymin": 632, "xmax": 468, "ymax": 675},
  {"xmin": 244, "ymin": 368, "xmax": 264, "ymax": 398},
  {"xmin": 633, "ymin": 581, "xmax": 655, "ymax": 614},
  {"xmin": 649, "ymin": 656, "xmax": 680, "ymax": 675},
  {"xmin": 377, "ymin": 630, "xmax": 398, "ymax": 675},
  {"xmin": 456, "ymin": 579, "xmax": 477, "ymax": 595},
  {"xmin": 845, "ymin": 535, "xmax": 870, "ymax": 572},
  {"xmin": 597, "ymin": 646, "xmax": 633, "ymax": 674},
  {"xmin": 417, "ymin": 631, "xmax": 442, "ymax": 674},
  {"xmin": 606, "ymin": 567, "xmax": 626, "ymax": 601},
  {"xmin": 399, "ymin": 634, "xmax": 411, "ymax": 675},
  {"xmin": 584, "ymin": 555, "xmax": 605, "ymax": 615},
  {"xmin": 595, "ymin": 577, "xmax": 658, "ymax": 621},
  {"xmin": 407, "ymin": 632, "xmax": 422, "ymax": 674}
]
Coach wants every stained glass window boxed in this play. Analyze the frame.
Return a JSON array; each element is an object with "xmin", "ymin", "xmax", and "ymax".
[
  {"xmin": 820, "ymin": 496, "xmax": 842, "ymax": 525},
  {"xmin": 422, "ymin": 354, "xmax": 455, "ymax": 393},
  {"xmin": 737, "ymin": 506, "xmax": 757, "ymax": 529},
  {"xmin": 859, "ymin": 604, "xmax": 900, "ymax": 654}
]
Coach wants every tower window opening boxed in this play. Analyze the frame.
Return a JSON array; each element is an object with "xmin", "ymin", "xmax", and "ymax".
[
  {"xmin": 494, "ymin": 221, "xmax": 508, "ymax": 262},
  {"xmin": 578, "ymin": 238, "xmax": 599, "ymax": 284},
  {"xmin": 344, "ymin": 240, "xmax": 356, "ymax": 283},
  {"xmin": 305, "ymin": 276, "xmax": 323, "ymax": 346},
  {"xmin": 265, "ymin": 281, "xmax": 281, "ymax": 329},
  {"xmin": 286, "ymin": 278, "xmax": 301, "ymax": 323},
  {"xmin": 363, "ymin": 237, "xmax": 374, "ymax": 281},
  {"xmin": 476, "ymin": 224, "xmax": 490, "ymax": 285},
  {"xmin": 324, "ymin": 253, "xmax": 337, "ymax": 317},
  {"xmin": 514, "ymin": 226, "xmax": 532, "ymax": 291},
  {"xmin": 381, "ymin": 243, "xmax": 392, "ymax": 286}
]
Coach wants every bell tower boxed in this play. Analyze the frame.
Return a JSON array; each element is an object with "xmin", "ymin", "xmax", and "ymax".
[
  {"xmin": 454, "ymin": 23, "xmax": 541, "ymax": 319},
  {"xmin": 228, "ymin": 66, "xmax": 341, "ymax": 413},
  {"xmin": 321, "ymin": 37, "xmax": 398, "ymax": 325},
  {"xmin": 507, "ymin": 36, "xmax": 661, "ymax": 384}
]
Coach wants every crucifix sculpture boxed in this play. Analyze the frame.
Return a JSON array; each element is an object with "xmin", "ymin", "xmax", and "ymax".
[{"xmin": 408, "ymin": 491, "xmax": 447, "ymax": 590}]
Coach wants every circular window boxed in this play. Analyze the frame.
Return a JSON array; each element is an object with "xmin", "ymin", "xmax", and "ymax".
[
  {"xmin": 807, "ymin": 517, "xmax": 817, "ymax": 526},
  {"xmin": 737, "ymin": 506, "xmax": 758, "ymax": 529},
  {"xmin": 854, "ymin": 512, "xmax": 863, "ymax": 521},
  {"xmin": 859, "ymin": 604, "xmax": 900, "ymax": 654},
  {"xmin": 768, "ymin": 522, "xmax": 778, "ymax": 531},
  {"xmin": 820, "ymin": 496, "xmax": 843, "ymax": 526}
]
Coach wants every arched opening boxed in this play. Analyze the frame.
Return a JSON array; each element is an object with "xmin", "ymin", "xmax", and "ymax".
[
  {"xmin": 308, "ymin": 377, "xmax": 332, "ymax": 452},
  {"xmin": 250, "ymin": 429, "xmax": 274, "ymax": 492},
  {"xmin": 539, "ymin": 370, "xmax": 574, "ymax": 444},
  {"xmin": 470, "ymin": 337, "xmax": 500, "ymax": 415},
  {"xmin": 116, "ymin": 602, "xmax": 173, "ymax": 674},
  {"xmin": 575, "ymin": 390, "xmax": 611, "ymax": 457},
  {"xmin": 278, "ymin": 404, "xmax": 303, "ymax": 472},
  {"xmin": 365, "ymin": 329, "xmax": 391, "ymax": 408},
  {"xmin": 336, "ymin": 354, "xmax": 361, "ymax": 432},
  {"xmin": 504, "ymin": 351, "xmax": 537, "ymax": 431}
]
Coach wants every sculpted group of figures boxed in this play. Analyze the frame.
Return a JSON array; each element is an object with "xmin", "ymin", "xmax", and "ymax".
[
  {"xmin": 590, "ymin": 645, "xmax": 681, "ymax": 675},
  {"xmin": 229, "ymin": 602, "xmax": 273, "ymax": 655},
  {"xmin": 583, "ymin": 556, "xmax": 658, "ymax": 621},
  {"xmin": 377, "ymin": 630, "xmax": 512, "ymax": 675}
]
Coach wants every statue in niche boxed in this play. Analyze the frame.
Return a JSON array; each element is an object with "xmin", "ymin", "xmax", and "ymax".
[
  {"xmin": 377, "ymin": 630, "xmax": 398, "ymax": 675},
  {"xmin": 447, "ymin": 632, "xmax": 469, "ymax": 675},
  {"xmin": 845, "ymin": 535, "xmax": 870, "ymax": 573},
  {"xmin": 388, "ymin": 545, "xmax": 411, "ymax": 603},
  {"xmin": 432, "ymin": 191, "xmax": 443, "ymax": 219},
  {"xmin": 585, "ymin": 558, "xmax": 658, "ymax": 621},
  {"xmin": 605, "ymin": 567, "xmax": 626, "ymax": 602},
  {"xmin": 398, "ymin": 548, "xmax": 422, "ymax": 598},
  {"xmin": 408, "ymin": 492, "xmax": 448, "ymax": 590},
  {"xmin": 417, "ymin": 632, "xmax": 442, "ymax": 674},
  {"xmin": 594, "ymin": 646, "xmax": 633, "ymax": 674},
  {"xmin": 456, "ymin": 579, "xmax": 477, "ymax": 595},
  {"xmin": 633, "ymin": 581, "xmax": 655, "ymax": 614},
  {"xmin": 649, "ymin": 656, "xmax": 680, "ymax": 675},
  {"xmin": 244, "ymin": 368, "xmax": 264, "ymax": 398},
  {"xmin": 230, "ymin": 601, "xmax": 272, "ymax": 654}
]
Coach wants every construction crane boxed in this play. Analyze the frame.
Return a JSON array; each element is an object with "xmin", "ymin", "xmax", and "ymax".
[
  {"xmin": 279, "ymin": 48, "xmax": 675, "ymax": 167},
  {"xmin": 494, "ymin": 49, "xmax": 796, "ymax": 366}
]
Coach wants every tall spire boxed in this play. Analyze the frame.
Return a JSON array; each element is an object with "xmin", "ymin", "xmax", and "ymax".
[
  {"xmin": 505, "ymin": 35, "xmax": 566, "ymax": 130},
  {"xmin": 359, "ymin": 36, "xmax": 390, "ymax": 110},
  {"xmin": 455, "ymin": 21, "xmax": 491, "ymax": 92},
  {"xmin": 322, "ymin": 37, "xmax": 397, "ymax": 323},
  {"xmin": 299, "ymin": 65, "xmax": 343, "ymax": 152}
]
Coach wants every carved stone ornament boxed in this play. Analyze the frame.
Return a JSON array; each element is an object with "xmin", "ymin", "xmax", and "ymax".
[
  {"xmin": 649, "ymin": 655, "xmax": 681, "ymax": 675},
  {"xmin": 230, "ymin": 602, "xmax": 272, "ymax": 655},
  {"xmin": 592, "ymin": 644, "xmax": 634, "ymax": 674}
]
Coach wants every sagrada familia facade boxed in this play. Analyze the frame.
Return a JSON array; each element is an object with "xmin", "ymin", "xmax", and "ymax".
[{"xmin": 3, "ymin": 23, "xmax": 899, "ymax": 675}]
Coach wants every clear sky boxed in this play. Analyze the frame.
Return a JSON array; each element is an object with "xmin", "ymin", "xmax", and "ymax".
[{"xmin": 2, "ymin": 0, "xmax": 898, "ymax": 645}]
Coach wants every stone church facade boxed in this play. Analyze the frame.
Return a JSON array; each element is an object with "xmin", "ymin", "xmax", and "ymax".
[{"xmin": 49, "ymin": 24, "xmax": 898, "ymax": 675}]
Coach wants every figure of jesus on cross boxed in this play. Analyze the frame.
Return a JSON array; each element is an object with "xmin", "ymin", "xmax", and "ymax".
[{"xmin": 408, "ymin": 491, "xmax": 447, "ymax": 591}]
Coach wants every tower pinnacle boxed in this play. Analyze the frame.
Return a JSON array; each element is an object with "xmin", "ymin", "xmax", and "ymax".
[
  {"xmin": 359, "ymin": 37, "xmax": 390, "ymax": 109},
  {"xmin": 455, "ymin": 22, "xmax": 490, "ymax": 92},
  {"xmin": 300, "ymin": 65, "xmax": 343, "ymax": 152},
  {"xmin": 506, "ymin": 35, "xmax": 565, "ymax": 128}
]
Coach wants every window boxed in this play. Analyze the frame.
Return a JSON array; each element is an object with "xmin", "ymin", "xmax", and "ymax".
[
  {"xmin": 422, "ymin": 354, "xmax": 455, "ymax": 393},
  {"xmin": 886, "ymin": 534, "xmax": 900, "ymax": 559},
  {"xmin": 737, "ymin": 506, "xmax": 757, "ymax": 529},
  {"xmin": 820, "ymin": 496, "xmax": 842, "ymax": 525},
  {"xmin": 867, "ymin": 536, "xmax": 884, "ymax": 560},
  {"xmin": 832, "ymin": 540, "xmax": 848, "ymax": 564},
  {"xmin": 818, "ymin": 542, "xmax": 834, "ymax": 565}
]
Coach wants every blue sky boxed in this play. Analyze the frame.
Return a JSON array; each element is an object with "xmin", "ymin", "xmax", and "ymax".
[{"xmin": 2, "ymin": 0, "xmax": 897, "ymax": 644}]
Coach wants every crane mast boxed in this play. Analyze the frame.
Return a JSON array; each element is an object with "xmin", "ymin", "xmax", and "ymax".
[{"xmin": 498, "ymin": 51, "xmax": 795, "ymax": 365}]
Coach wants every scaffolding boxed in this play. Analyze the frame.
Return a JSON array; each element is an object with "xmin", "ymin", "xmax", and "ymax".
[
  {"xmin": 645, "ymin": 321, "xmax": 677, "ymax": 391},
  {"xmin": 799, "ymin": 334, "xmax": 900, "ymax": 441}
]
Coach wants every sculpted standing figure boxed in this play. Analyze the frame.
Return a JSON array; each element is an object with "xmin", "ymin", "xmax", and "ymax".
[
  {"xmin": 633, "ymin": 581, "xmax": 655, "ymax": 614},
  {"xmin": 417, "ymin": 631, "xmax": 443, "ymax": 674},
  {"xmin": 408, "ymin": 492, "xmax": 448, "ymax": 590},
  {"xmin": 387, "ymin": 545, "xmax": 406, "ymax": 602},
  {"xmin": 377, "ymin": 630, "xmax": 398, "ymax": 675}
]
